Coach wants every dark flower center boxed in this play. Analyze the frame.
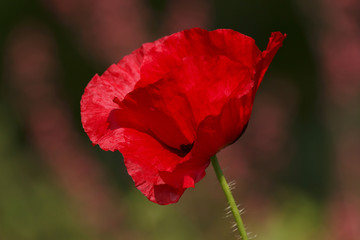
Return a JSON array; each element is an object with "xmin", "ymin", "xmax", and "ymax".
[
  {"xmin": 180, "ymin": 143, "xmax": 194, "ymax": 155},
  {"xmin": 161, "ymin": 142, "xmax": 194, "ymax": 158}
]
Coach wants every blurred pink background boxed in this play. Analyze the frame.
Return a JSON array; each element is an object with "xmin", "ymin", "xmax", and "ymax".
[{"xmin": 0, "ymin": 0, "xmax": 359, "ymax": 239}]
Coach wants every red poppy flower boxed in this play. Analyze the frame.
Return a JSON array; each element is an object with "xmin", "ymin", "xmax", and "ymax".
[{"xmin": 81, "ymin": 28, "xmax": 285, "ymax": 205}]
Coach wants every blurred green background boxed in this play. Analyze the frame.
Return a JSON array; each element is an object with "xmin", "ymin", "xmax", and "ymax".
[{"xmin": 1, "ymin": 0, "xmax": 359, "ymax": 239}]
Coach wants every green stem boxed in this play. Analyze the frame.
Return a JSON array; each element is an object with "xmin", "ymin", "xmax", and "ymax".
[{"xmin": 211, "ymin": 155, "xmax": 249, "ymax": 240}]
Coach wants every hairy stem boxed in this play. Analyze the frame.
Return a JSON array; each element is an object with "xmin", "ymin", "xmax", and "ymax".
[{"xmin": 211, "ymin": 155, "xmax": 249, "ymax": 240}]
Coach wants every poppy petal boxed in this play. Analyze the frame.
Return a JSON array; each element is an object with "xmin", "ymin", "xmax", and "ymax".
[
  {"xmin": 108, "ymin": 80, "xmax": 196, "ymax": 153},
  {"xmin": 255, "ymin": 32, "xmax": 286, "ymax": 88},
  {"xmin": 158, "ymin": 93, "xmax": 254, "ymax": 190},
  {"xmin": 108, "ymin": 55, "xmax": 252, "ymax": 154},
  {"xmin": 81, "ymin": 48, "xmax": 144, "ymax": 149},
  {"xmin": 138, "ymin": 28, "xmax": 262, "ymax": 88},
  {"xmin": 193, "ymin": 93, "xmax": 255, "ymax": 160},
  {"xmin": 167, "ymin": 55, "xmax": 254, "ymax": 126},
  {"xmin": 120, "ymin": 128, "xmax": 186, "ymax": 204}
]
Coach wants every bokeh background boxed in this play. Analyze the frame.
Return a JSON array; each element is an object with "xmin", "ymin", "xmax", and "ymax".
[{"xmin": 1, "ymin": 0, "xmax": 359, "ymax": 239}]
